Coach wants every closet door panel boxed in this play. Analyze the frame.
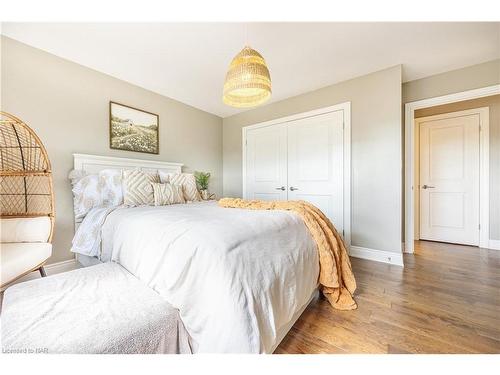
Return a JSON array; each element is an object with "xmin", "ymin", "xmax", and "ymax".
[
  {"xmin": 287, "ymin": 110, "xmax": 344, "ymax": 232},
  {"xmin": 245, "ymin": 124, "xmax": 287, "ymax": 201}
]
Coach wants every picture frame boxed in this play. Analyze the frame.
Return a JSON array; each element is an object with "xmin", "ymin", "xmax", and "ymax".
[{"xmin": 109, "ymin": 101, "xmax": 159, "ymax": 154}]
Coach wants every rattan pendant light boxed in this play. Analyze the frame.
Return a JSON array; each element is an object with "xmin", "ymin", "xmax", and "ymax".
[{"xmin": 223, "ymin": 46, "xmax": 272, "ymax": 108}]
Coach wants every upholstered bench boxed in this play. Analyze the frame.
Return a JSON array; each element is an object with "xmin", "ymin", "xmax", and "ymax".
[{"xmin": 1, "ymin": 263, "xmax": 192, "ymax": 354}]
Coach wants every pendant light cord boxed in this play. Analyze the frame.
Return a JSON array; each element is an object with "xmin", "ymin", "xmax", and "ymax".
[{"xmin": 245, "ymin": 22, "xmax": 249, "ymax": 47}]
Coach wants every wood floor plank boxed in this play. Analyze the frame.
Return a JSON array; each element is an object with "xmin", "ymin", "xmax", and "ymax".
[{"xmin": 275, "ymin": 241, "xmax": 500, "ymax": 354}]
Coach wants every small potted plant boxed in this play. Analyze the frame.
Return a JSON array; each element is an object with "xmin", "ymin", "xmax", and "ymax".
[{"xmin": 194, "ymin": 171, "xmax": 211, "ymax": 200}]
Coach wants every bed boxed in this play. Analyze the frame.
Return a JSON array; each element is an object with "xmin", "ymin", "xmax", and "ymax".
[{"xmin": 70, "ymin": 154, "xmax": 319, "ymax": 353}]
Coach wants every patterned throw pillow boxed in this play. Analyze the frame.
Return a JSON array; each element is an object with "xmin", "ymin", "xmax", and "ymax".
[
  {"xmin": 159, "ymin": 172, "xmax": 201, "ymax": 202},
  {"xmin": 122, "ymin": 169, "xmax": 160, "ymax": 206},
  {"xmin": 71, "ymin": 173, "xmax": 101, "ymax": 222},
  {"xmin": 151, "ymin": 183, "xmax": 186, "ymax": 206},
  {"xmin": 99, "ymin": 169, "xmax": 123, "ymax": 207},
  {"xmin": 69, "ymin": 169, "xmax": 125, "ymax": 222}
]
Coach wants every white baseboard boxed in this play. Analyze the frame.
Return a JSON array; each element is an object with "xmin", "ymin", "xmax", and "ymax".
[
  {"xmin": 404, "ymin": 239, "xmax": 500, "ymax": 252},
  {"xmin": 7, "ymin": 258, "xmax": 79, "ymax": 286},
  {"xmin": 349, "ymin": 246, "xmax": 404, "ymax": 267},
  {"xmin": 488, "ymin": 239, "xmax": 500, "ymax": 251}
]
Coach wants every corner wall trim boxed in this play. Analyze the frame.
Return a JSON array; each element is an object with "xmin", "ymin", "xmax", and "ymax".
[{"xmin": 349, "ymin": 246, "xmax": 404, "ymax": 267}]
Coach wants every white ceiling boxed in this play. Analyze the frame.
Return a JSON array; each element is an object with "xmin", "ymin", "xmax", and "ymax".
[{"xmin": 2, "ymin": 22, "xmax": 499, "ymax": 117}]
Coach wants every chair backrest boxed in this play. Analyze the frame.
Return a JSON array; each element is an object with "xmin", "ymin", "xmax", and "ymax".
[{"xmin": 0, "ymin": 111, "xmax": 55, "ymax": 242}]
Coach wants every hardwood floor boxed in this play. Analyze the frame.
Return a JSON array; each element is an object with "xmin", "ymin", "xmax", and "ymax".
[{"xmin": 275, "ymin": 240, "xmax": 500, "ymax": 354}]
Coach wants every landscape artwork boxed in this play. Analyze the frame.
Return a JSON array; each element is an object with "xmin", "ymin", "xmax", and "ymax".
[{"xmin": 110, "ymin": 102, "xmax": 159, "ymax": 154}]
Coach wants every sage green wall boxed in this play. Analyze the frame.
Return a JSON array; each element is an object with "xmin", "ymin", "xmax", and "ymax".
[
  {"xmin": 223, "ymin": 66, "xmax": 403, "ymax": 254},
  {"xmin": 1, "ymin": 36, "xmax": 223, "ymax": 264},
  {"xmin": 404, "ymin": 59, "xmax": 500, "ymax": 241}
]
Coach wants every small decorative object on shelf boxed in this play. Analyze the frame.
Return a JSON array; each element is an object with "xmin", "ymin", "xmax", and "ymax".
[{"xmin": 194, "ymin": 171, "xmax": 211, "ymax": 200}]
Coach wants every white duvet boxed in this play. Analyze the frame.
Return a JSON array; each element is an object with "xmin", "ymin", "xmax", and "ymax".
[{"xmin": 77, "ymin": 201, "xmax": 319, "ymax": 353}]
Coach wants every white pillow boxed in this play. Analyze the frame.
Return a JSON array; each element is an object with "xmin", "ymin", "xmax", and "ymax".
[
  {"xmin": 151, "ymin": 183, "xmax": 186, "ymax": 206},
  {"xmin": 158, "ymin": 170, "xmax": 170, "ymax": 184},
  {"xmin": 159, "ymin": 172, "xmax": 201, "ymax": 202}
]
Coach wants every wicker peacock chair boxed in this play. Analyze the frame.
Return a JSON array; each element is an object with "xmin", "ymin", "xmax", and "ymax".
[{"xmin": 0, "ymin": 111, "xmax": 55, "ymax": 287}]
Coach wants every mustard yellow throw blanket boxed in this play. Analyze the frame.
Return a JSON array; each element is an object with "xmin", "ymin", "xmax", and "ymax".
[{"xmin": 218, "ymin": 198, "xmax": 357, "ymax": 311}]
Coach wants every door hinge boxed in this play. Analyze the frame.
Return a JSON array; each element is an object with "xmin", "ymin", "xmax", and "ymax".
[
  {"xmin": 479, "ymin": 224, "xmax": 481, "ymax": 230},
  {"xmin": 342, "ymin": 230, "xmax": 345, "ymax": 237}
]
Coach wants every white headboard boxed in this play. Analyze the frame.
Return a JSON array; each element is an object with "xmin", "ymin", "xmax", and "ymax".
[
  {"xmin": 73, "ymin": 153, "xmax": 183, "ymax": 175},
  {"xmin": 72, "ymin": 154, "xmax": 183, "ymax": 239}
]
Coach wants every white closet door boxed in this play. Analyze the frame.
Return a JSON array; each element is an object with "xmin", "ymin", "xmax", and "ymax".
[
  {"xmin": 419, "ymin": 113, "xmax": 480, "ymax": 245},
  {"xmin": 287, "ymin": 110, "xmax": 344, "ymax": 232},
  {"xmin": 245, "ymin": 124, "xmax": 288, "ymax": 201}
]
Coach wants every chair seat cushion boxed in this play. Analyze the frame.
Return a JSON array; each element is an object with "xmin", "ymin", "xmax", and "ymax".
[
  {"xmin": 0, "ymin": 242, "xmax": 52, "ymax": 285},
  {"xmin": 0, "ymin": 217, "xmax": 51, "ymax": 243},
  {"xmin": 1, "ymin": 263, "xmax": 192, "ymax": 354}
]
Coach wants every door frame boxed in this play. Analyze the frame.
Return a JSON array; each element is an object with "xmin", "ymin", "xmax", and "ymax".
[
  {"xmin": 242, "ymin": 102, "xmax": 352, "ymax": 249},
  {"xmin": 415, "ymin": 107, "xmax": 488, "ymax": 245},
  {"xmin": 404, "ymin": 85, "xmax": 499, "ymax": 253}
]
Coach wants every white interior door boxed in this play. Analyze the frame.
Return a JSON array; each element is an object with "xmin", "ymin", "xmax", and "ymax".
[
  {"xmin": 419, "ymin": 113, "xmax": 480, "ymax": 246},
  {"xmin": 287, "ymin": 110, "xmax": 344, "ymax": 233},
  {"xmin": 245, "ymin": 124, "xmax": 287, "ymax": 201}
]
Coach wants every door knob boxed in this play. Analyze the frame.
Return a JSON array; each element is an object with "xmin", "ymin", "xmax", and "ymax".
[
  {"xmin": 275, "ymin": 186, "xmax": 285, "ymax": 191},
  {"xmin": 290, "ymin": 187, "xmax": 299, "ymax": 191},
  {"xmin": 422, "ymin": 185, "xmax": 435, "ymax": 189}
]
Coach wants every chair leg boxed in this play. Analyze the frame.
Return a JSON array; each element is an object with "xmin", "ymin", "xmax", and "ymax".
[{"xmin": 39, "ymin": 266, "xmax": 47, "ymax": 277}]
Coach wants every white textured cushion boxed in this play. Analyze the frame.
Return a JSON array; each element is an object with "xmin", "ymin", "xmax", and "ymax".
[
  {"xmin": 0, "ymin": 217, "xmax": 51, "ymax": 243},
  {"xmin": 1, "ymin": 242, "xmax": 52, "ymax": 285},
  {"xmin": 151, "ymin": 183, "xmax": 185, "ymax": 206},
  {"xmin": 159, "ymin": 172, "xmax": 201, "ymax": 202},
  {"xmin": 122, "ymin": 169, "xmax": 160, "ymax": 206}
]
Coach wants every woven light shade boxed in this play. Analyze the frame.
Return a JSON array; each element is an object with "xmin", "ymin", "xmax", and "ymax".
[
  {"xmin": 0, "ymin": 111, "xmax": 55, "ymax": 241},
  {"xmin": 223, "ymin": 46, "xmax": 271, "ymax": 108}
]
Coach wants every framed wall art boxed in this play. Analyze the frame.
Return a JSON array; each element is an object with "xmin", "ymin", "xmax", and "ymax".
[{"xmin": 109, "ymin": 101, "xmax": 159, "ymax": 154}]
